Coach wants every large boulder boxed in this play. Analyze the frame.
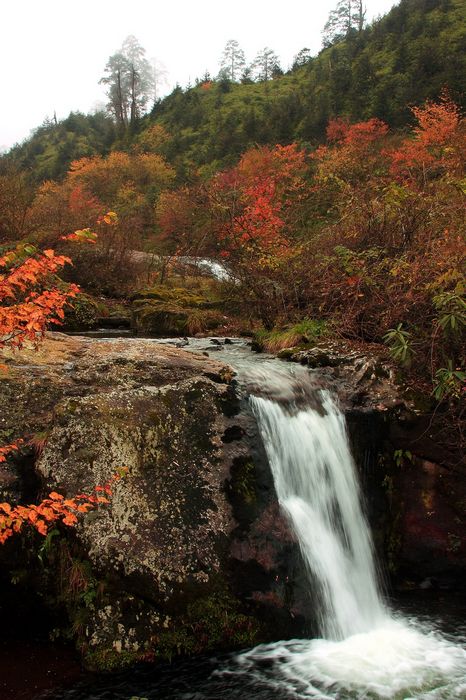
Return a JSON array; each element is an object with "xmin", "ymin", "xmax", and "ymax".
[{"xmin": 0, "ymin": 333, "xmax": 309, "ymax": 670}]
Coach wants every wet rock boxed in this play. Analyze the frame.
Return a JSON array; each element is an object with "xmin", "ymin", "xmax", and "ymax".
[
  {"xmin": 390, "ymin": 456, "xmax": 466, "ymax": 587},
  {"xmin": 0, "ymin": 333, "xmax": 310, "ymax": 668},
  {"xmin": 282, "ymin": 343, "xmax": 400, "ymax": 412}
]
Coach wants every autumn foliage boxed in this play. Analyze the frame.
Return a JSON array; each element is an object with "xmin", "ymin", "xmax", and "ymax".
[
  {"xmin": 0, "ymin": 246, "xmax": 78, "ymax": 360},
  {"xmin": 388, "ymin": 92, "xmax": 463, "ymax": 183},
  {"xmin": 0, "ymin": 470, "xmax": 125, "ymax": 545},
  {"xmin": 0, "ymin": 216, "xmax": 121, "ymax": 545},
  {"xmin": 156, "ymin": 95, "xmax": 464, "ymax": 383},
  {"xmin": 214, "ymin": 143, "xmax": 306, "ymax": 259}
]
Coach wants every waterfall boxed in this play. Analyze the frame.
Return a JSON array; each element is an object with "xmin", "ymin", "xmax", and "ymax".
[
  {"xmin": 226, "ymin": 360, "xmax": 466, "ymax": 699},
  {"xmin": 250, "ymin": 390, "xmax": 386, "ymax": 640}
]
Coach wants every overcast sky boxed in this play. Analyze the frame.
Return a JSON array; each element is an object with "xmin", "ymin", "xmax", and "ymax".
[{"xmin": 1, "ymin": 0, "xmax": 396, "ymax": 150}]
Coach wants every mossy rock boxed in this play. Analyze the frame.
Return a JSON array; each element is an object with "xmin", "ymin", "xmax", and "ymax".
[
  {"xmin": 62, "ymin": 294, "xmax": 101, "ymax": 331},
  {"xmin": 131, "ymin": 284, "xmax": 227, "ymax": 335},
  {"xmin": 158, "ymin": 591, "xmax": 260, "ymax": 659},
  {"xmin": 132, "ymin": 301, "xmax": 189, "ymax": 335},
  {"xmin": 133, "ymin": 285, "xmax": 206, "ymax": 308}
]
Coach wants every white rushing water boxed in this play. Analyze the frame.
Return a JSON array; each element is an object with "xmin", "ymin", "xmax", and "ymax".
[
  {"xmin": 227, "ymin": 359, "xmax": 466, "ymax": 699},
  {"xmin": 251, "ymin": 391, "xmax": 385, "ymax": 641}
]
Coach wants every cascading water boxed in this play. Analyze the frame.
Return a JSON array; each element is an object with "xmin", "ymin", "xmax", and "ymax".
[
  {"xmin": 229, "ymin": 359, "xmax": 466, "ymax": 699},
  {"xmin": 250, "ymin": 390, "xmax": 385, "ymax": 640}
]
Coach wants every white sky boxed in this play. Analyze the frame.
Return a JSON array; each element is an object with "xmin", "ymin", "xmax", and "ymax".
[{"xmin": 1, "ymin": 0, "xmax": 396, "ymax": 150}]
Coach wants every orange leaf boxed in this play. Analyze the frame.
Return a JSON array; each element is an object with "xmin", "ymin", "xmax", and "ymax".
[
  {"xmin": 62, "ymin": 513, "xmax": 78, "ymax": 526},
  {"xmin": 35, "ymin": 519, "xmax": 48, "ymax": 536}
]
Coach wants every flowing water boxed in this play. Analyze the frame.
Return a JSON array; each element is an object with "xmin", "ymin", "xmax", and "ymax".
[
  {"xmin": 37, "ymin": 338, "xmax": 466, "ymax": 699},
  {"xmin": 249, "ymin": 390, "xmax": 385, "ymax": 640}
]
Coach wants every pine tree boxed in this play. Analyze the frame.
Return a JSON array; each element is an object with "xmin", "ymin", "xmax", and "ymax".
[
  {"xmin": 219, "ymin": 40, "xmax": 246, "ymax": 82},
  {"xmin": 252, "ymin": 47, "xmax": 281, "ymax": 82},
  {"xmin": 322, "ymin": 0, "xmax": 366, "ymax": 47},
  {"xmin": 100, "ymin": 36, "xmax": 154, "ymax": 130}
]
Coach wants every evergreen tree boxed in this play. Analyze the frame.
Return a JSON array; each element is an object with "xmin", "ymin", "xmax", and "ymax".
[
  {"xmin": 219, "ymin": 40, "xmax": 246, "ymax": 82},
  {"xmin": 292, "ymin": 48, "xmax": 312, "ymax": 70},
  {"xmin": 322, "ymin": 0, "xmax": 366, "ymax": 47},
  {"xmin": 100, "ymin": 36, "xmax": 154, "ymax": 130},
  {"xmin": 252, "ymin": 47, "xmax": 281, "ymax": 81}
]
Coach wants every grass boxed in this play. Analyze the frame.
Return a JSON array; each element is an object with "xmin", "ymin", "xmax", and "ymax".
[{"xmin": 255, "ymin": 319, "xmax": 328, "ymax": 353}]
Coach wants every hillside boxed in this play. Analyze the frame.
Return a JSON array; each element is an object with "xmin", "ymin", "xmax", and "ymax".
[
  {"xmin": 4, "ymin": 0, "xmax": 465, "ymax": 182},
  {"xmin": 152, "ymin": 0, "xmax": 466, "ymax": 174},
  {"xmin": 0, "ymin": 0, "xmax": 464, "ymax": 398}
]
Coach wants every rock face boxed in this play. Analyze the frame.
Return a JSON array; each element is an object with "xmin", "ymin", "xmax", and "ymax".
[
  {"xmin": 0, "ymin": 333, "xmax": 308, "ymax": 670},
  {"xmin": 386, "ymin": 406, "xmax": 466, "ymax": 587},
  {"xmin": 280, "ymin": 341, "xmax": 401, "ymax": 412}
]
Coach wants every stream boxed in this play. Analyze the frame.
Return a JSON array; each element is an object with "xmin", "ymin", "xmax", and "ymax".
[{"xmin": 19, "ymin": 337, "xmax": 466, "ymax": 699}]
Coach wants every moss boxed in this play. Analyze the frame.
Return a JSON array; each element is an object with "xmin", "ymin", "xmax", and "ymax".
[
  {"xmin": 84, "ymin": 648, "xmax": 147, "ymax": 673},
  {"xmin": 62, "ymin": 293, "xmax": 100, "ymax": 330},
  {"xmin": 134, "ymin": 285, "xmax": 206, "ymax": 307},
  {"xmin": 131, "ymin": 297, "xmax": 224, "ymax": 336},
  {"xmin": 155, "ymin": 587, "xmax": 260, "ymax": 661},
  {"xmin": 80, "ymin": 583, "xmax": 262, "ymax": 670},
  {"xmin": 131, "ymin": 283, "xmax": 228, "ymax": 336},
  {"xmin": 230, "ymin": 459, "xmax": 257, "ymax": 505}
]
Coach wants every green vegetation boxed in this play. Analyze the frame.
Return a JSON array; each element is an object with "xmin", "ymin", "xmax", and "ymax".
[
  {"xmin": 6, "ymin": 112, "xmax": 116, "ymax": 183},
  {"xmin": 151, "ymin": 0, "xmax": 465, "ymax": 174},
  {"xmin": 155, "ymin": 587, "xmax": 261, "ymax": 662},
  {"xmin": 254, "ymin": 319, "xmax": 329, "ymax": 353},
  {"xmin": 3, "ymin": 0, "xmax": 465, "ymax": 182},
  {"xmin": 131, "ymin": 282, "xmax": 226, "ymax": 335},
  {"xmin": 383, "ymin": 324, "xmax": 415, "ymax": 366}
]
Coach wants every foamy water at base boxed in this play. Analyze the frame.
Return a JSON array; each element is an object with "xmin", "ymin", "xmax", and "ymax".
[{"xmin": 228, "ymin": 616, "xmax": 466, "ymax": 699}]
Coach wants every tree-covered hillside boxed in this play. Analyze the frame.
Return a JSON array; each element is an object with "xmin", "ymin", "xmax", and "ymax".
[
  {"xmin": 3, "ymin": 0, "xmax": 465, "ymax": 182},
  {"xmin": 152, "ymin": 0, "xmax": 465, "ymax": 174},
  {"xmin": 5, "ymin": 112, "xmax": 116, "ymax": 183}
]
